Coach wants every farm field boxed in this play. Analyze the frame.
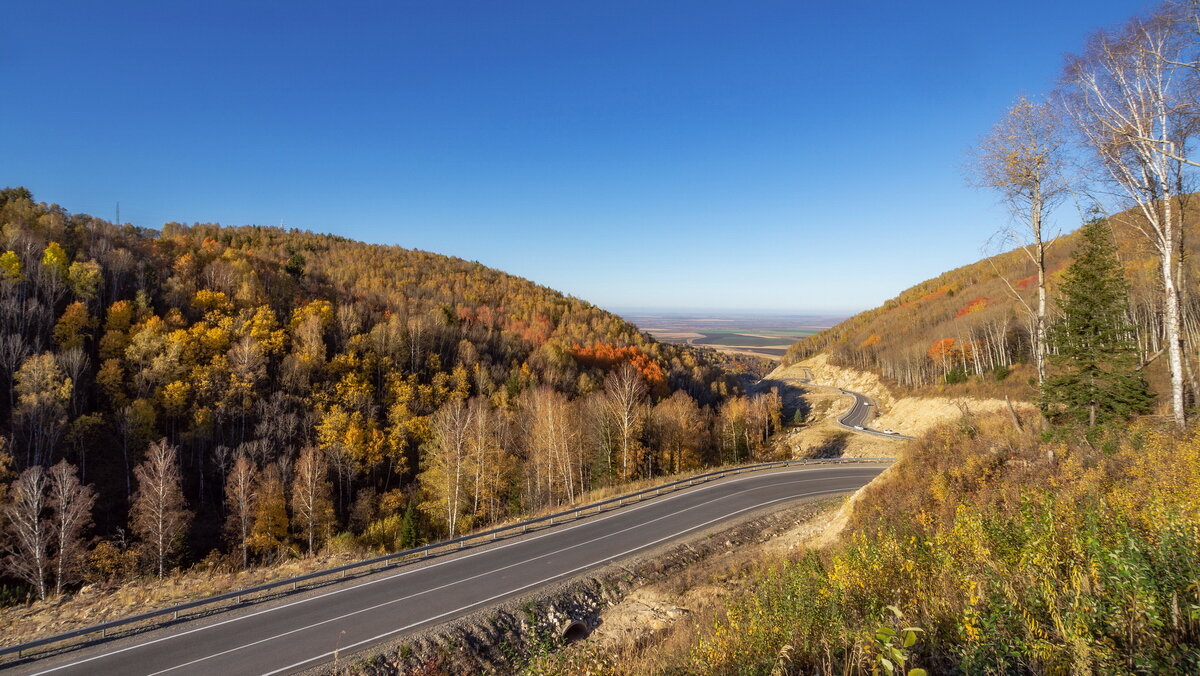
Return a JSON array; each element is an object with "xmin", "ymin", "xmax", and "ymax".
[{"xmin": 620, "ymin": 312, "xmax": 842, "ymax": 359}]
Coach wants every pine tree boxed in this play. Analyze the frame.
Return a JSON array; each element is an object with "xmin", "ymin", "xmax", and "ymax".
[
  {"xmin": 1041, "ymin": 219, "xmax": 1153, "ymax": 426},
  {"xmin": 400, "ymin": 502, "xmax": 420, "ymax": 549}
]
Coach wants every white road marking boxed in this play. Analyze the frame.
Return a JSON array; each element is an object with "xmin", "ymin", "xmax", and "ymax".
[
  {"xmin": 144, "ymin": 476, "xmax": 839, "ymax": 675},
  {"xmin": 25, "ymin": 466, "xmax": 881, "ymax": 676},
  {"xmin": 262, "ymin": 486, "xmax": 853, "ymax": 676}
]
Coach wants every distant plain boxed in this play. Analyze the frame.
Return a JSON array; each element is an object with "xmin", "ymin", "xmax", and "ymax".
[{"xmin": 620, "ymin": 312, "xmax": 843, "ymax": 359}]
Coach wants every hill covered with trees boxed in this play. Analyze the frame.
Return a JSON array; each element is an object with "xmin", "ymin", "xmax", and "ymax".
[
  {"xmin": 784, "ymin": 205, "xmax": 1200, "ymax": 403},
  {"xmin": 0, "ymin": 187, "xmax": 783, "ymax": 600}
]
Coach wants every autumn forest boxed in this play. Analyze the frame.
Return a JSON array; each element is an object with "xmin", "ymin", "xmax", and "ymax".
[{"xmin": 0, "ymin": 187, "xmax": 785, "ymax": 600}]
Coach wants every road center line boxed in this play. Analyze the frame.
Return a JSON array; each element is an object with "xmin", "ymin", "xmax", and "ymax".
[
  {"xmin": 262, "ymin": 486, "xmax": 855, "ymax": 676},
  {"xmin": 143, "ymin": 476, "xmax": 837, "ymax": 675},
  {"xmin": 25, "ymin": 466, "xmax": 881, "ymax": 676}
]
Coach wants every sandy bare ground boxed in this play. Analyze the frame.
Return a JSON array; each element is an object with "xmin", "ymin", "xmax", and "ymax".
[{"xmin": 769, "ymin": 355, "xmax": 1034, "ymax": 450}]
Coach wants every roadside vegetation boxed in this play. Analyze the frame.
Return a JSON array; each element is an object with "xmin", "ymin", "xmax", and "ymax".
[
  {"xmin": 0, "ymin": 187, "xmax": 792, "ymax": 632},
  {"xmin": 527, "ymin": 414, "xmax": 1199, "ymax": 675},
  {"xmin": 695, "ymin": 415, "xmax": 1199, "ymax": 674}
]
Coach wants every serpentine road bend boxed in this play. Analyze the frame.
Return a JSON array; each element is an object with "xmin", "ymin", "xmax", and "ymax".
[
  {"xmin": 7, "ymin": 464, "xmax": 887, "ymax": 676},
  {"xmin": 780, "ymin": 368, "xmax": 910, "ymax": 440}
]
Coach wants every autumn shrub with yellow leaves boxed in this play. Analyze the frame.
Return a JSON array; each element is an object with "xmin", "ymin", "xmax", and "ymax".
[{"xmin": 687, "ymin": 414, "xmax": 1200, "ymax": 674}]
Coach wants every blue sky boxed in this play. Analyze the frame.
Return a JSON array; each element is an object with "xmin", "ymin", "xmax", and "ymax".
[{"xmin": 2, "ymin": 1, "xmax": 1151, "ymax": 315}]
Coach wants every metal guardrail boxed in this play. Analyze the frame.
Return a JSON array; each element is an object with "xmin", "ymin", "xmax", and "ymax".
[{"xmin": 1, "ymin": 456, "xmax": 894, "ymax": 659}]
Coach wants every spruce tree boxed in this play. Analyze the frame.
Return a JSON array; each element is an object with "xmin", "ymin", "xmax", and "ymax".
[{"xmin": 1041, "ymin": 219, "xmax": 1152, "ymax": 426}]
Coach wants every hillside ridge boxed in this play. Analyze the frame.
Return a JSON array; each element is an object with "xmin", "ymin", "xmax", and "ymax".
[{"xmin": 785, "ymin": 205, "xmax": 1200, "ymax": 403}]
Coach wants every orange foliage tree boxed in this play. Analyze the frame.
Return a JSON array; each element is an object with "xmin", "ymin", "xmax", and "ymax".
[{"xmin": 569, "ymin": 341, "xmax": 666, "ymax": 393}]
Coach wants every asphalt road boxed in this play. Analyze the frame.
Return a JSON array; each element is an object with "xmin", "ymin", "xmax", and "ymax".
[
  {"xmin": 776, "ymin": 368, "xmax": 909, "ymax": 440},
  {"xmin": 834, "ymin": 390, "xmax": 912, "ymax": 440},
  {"xmin": 837, "ymin": 389, "xmax": 874, "ymax": 428},
  {"xmin": 7, "ymin": 465, "xmax": 886, "ymax": 676}
]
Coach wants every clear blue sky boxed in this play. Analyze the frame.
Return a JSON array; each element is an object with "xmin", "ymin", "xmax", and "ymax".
[{"xmin": 2, "ymin": 1, "xmax": 1151, "ymax": 315}]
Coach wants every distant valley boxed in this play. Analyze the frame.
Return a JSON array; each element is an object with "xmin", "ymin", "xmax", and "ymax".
[{"xmin": 620, "ymin": 312, "xmax": 843, "ymax": 359}]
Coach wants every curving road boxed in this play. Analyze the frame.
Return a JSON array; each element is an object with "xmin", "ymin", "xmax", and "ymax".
[
  {"xmin": 784, "ymin": 368, "xmax": 910, "ymax": 440},
  {"xmin": 834, "ymin": 390, "xmax": 913, "ymax": 440},
  {"xmin": 6, "ymin": 464, "xmax": 887, "ymax": 676}
]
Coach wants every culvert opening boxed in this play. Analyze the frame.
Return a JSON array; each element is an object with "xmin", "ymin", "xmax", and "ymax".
[{"xmin": 560, "ymin": 620, "xmax": 590, "ymax": 644}]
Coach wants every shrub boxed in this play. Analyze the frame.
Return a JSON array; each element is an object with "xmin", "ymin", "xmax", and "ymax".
[
  {"xmin": 361, "ymin": 515, "xmax": 405, "ymax": 553},
  {"xmin": 689, "ymin": 416, "xmax": 1200, "ymax": 674},
  {"xmin": 322, "ymin": 532, "xmax": 362, "ymax": 557}
]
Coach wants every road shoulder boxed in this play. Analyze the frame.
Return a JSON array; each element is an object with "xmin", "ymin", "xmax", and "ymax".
[{"xmin": 326, "ymin": 490, "xmax": 864, "ymax": 675}]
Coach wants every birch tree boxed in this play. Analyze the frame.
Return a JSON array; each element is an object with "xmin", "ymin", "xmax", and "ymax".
[
  {"xmin": 47, "ymin": 460, "xmax": 95, "ymax": 596},
  {"xmin": 291, "ymin": 445, "xmax": 334, "ymax": 554},
  {"xmin": 2, "ymin": 466, "xmax": 50, "ymax": 600},
  {"xmin": 420, "ymin": 398, "xmax": 474, "ymax": 536},
  {"xmin": 223, "ymin": 453, "xmax": 257, "ymax": 568},
  {"xmin": 1060, "ymin": 11, "xmax": 1193, "ymax": 426},
  {"xmin": 131, "ymin": 438, "xmax": 191, "ymax": 578},
  {"xmin": 521, "ymin": 387, "xmax": 582, "ymax": 508},
  {"xmin": 464, "ymin": 398, "xmax": 513, "ymax": 527},
  {"xmin": 972, "ymin": 96, "xmax": 1071, "ymax": 384},
  {"xmin": 1138, "ymin": 2, "xmax": 1200, "ymax": 168},
  {"xmin": 603, "ymin": 364, "xmax": 647, "ymax": 482}
]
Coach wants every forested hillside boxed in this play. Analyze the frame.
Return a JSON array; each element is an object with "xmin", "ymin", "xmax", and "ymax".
[
  {"xmin": 785, "ymin": 204, "xmax": 1200, "ymax": 399},
  {"xmin": 0, "ymin": 187, "xmax": 782, "ymax": 599}
]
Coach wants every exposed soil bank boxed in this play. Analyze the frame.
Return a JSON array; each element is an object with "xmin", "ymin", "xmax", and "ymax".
[{"xmin": 769, "ymin": 356, "xmax": 1033, "ymax": 458}]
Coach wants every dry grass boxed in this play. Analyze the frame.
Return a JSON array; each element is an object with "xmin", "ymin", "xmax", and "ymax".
[{"xmin": 870, "ymin": 395, "xmax": 1034, "ymax": 438}]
